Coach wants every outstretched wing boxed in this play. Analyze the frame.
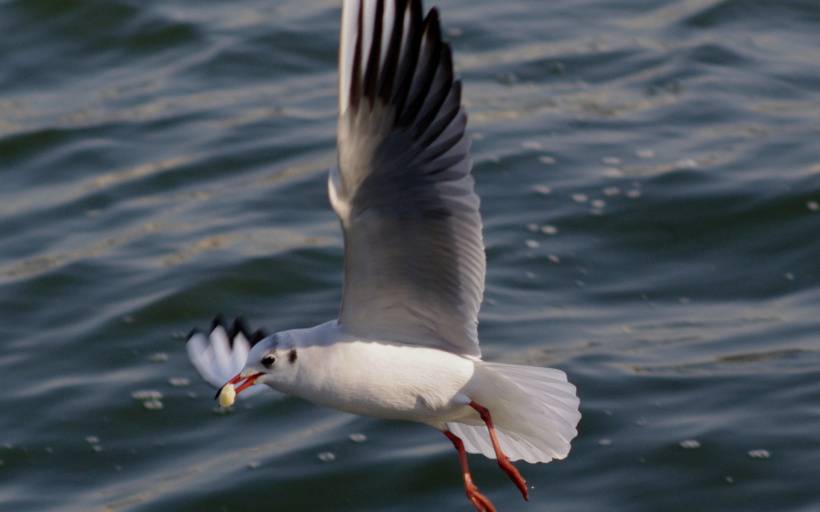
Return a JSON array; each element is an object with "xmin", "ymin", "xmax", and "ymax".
[
  {"xmin": 331, "ymin": 0, "xmax": 485, "ymax": 357},
  {"xmin": 185, "ymin": 317, "xmax": 267, "ymax": 396}
]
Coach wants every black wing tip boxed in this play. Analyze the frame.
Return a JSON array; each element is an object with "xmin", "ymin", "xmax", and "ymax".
[
  {"xmin": 228, "ymin": 317, "xmax": 251, "ymax": 340},
  {"xmin": 210, "ymin": 315, "xmax": 228, "ymax": 332},
  {"xmin": 187, "ymin": 316, "xmax": 267, "ymax": 347},
  {"xmin": 409, "ymin": 0, "xmax": 423, "ymax": 22},
  {"xmin": 346, "ymin": 0, "xmax": 464, "ymax": 145},
  {"xmin": 363, "ymin": 0, "xmax": 386, "ymax": 99},
  {"xmin": 420, "ymin": 5, "xmax": 444, "ymax": 52},
  {"xmin": 349, "ymin": 0, "xmax": 366, "ymax": 110},
  {"xmin": 440, "ymin": 42, "xmax": 454, "ymax": 72},
  {"xmin": 250, "ymin": 329, "xmax": 268, "ymax": 346},
  {"xmin": 185, "ymin": 327, "xmax": 202, "ymax": 342},
  {"xmin": 352, "ymin": 0, "xmax": 453, "ymax": 109},
  {"xmin": 424, "ymin": 6, "xmax": 441, "ymax": 30}
]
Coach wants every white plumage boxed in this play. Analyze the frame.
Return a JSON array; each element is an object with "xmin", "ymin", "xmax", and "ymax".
[
  {"xmin": 186, "ymin": 1, "xmax": 580, "ymax": 510},
  {"xmin": 448, "ymin": 362, "xmax": 580, "ymax": 463}
]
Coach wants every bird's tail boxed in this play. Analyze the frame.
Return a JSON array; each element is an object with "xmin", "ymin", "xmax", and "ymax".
[{"xmin": 447, "ymin": 361, "xmax": 580, "ymax": 464}]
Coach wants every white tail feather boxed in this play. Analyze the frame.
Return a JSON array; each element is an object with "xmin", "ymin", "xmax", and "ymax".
[{"xmin": 448, "ymin": 362, "xmax": 581, "ymax": 463}]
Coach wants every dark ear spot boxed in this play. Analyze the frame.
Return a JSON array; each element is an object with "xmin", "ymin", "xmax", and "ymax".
[{"xmin": 288, "ymin": 349, "xmax": 298, "ymax": 364}]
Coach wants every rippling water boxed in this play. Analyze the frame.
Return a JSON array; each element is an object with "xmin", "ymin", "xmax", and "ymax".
[{"xmin": 2, "ymin": 1, "xmax": 819, "ymax": 511}]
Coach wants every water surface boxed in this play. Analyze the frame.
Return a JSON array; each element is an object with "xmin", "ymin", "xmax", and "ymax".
[{"xmin": 2, "ymin": 1, "xmax": 819, "ymax": 511}]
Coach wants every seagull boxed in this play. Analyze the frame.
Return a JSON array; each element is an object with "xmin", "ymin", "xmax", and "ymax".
[{"xmin": 186, "ymin": 1, "xmax": 580, "ymax": 510}]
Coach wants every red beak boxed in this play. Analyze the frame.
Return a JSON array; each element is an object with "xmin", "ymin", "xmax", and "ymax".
[{"xmin": 214, "ymin": 371, "xmax": 263, "ymax": 400}]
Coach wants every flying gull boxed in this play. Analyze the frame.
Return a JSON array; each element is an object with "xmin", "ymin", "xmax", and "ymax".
[{"xmin": 186, "ymin": 1, "xmax": 580, "ymax": 510}]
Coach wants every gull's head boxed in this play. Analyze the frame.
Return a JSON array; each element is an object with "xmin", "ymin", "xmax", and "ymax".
[{"xmin": 216, "ymin": 334, "xmax": 299, "ymax": 406}]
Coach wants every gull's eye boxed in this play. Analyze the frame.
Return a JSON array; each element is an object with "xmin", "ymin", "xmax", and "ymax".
[{"xmin": 261, "ymin": 354, "xmax": 276, "ymax": 369}]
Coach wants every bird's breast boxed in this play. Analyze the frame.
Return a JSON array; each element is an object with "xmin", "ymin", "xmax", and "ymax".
[{"xmin": 287, "ymin": 341, "xmax": 476, "ymax": 421}]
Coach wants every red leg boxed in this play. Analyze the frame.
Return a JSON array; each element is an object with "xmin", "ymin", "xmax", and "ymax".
[
  {"xmin": 443, "ymin": 430, "xmax": 497, "ymax": 512},
  {"xmin": 469, "ymin": 401, "xmax": 529, "ymax": 501}
]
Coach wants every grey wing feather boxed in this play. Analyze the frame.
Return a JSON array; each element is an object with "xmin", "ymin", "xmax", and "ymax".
[{"xmin": 331, "ymin": 0, "xmax": 485, "ymax": 357}]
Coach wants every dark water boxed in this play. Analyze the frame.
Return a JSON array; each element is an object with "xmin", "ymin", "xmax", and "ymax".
[{"xmin": 2, "ymin": 0, "xmax": 820, "ymax": 511}]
